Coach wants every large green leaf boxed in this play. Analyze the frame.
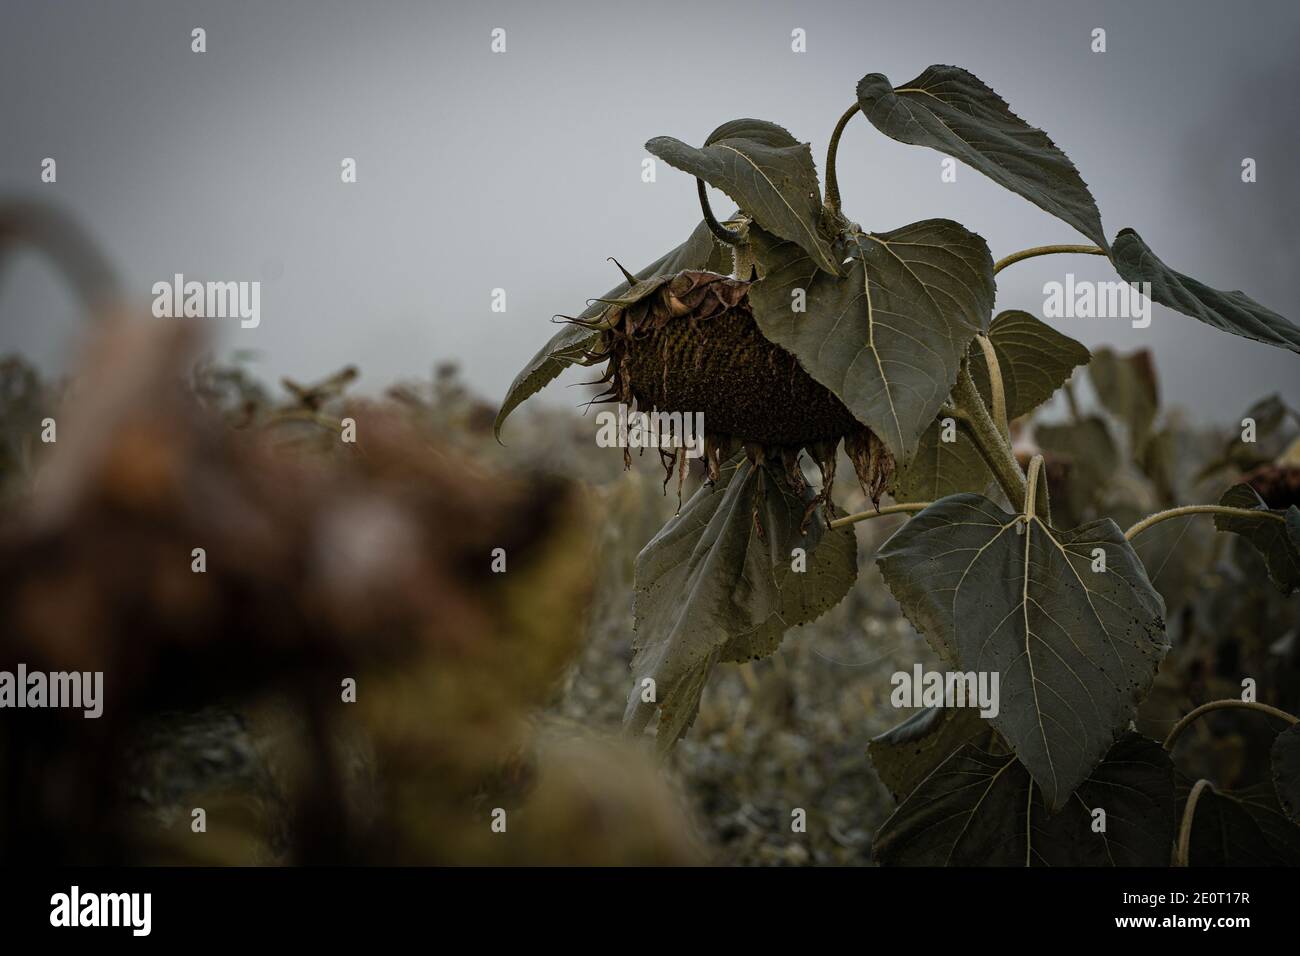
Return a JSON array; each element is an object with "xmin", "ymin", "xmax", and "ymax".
[
  {"xmin": 646, "ymin": 119, "xmax": 840, "ymax": 276},
  {"xmin": 873, "ymin": 733, "xmax": 1174, "ymax": 865},
  {"xmin": 1213, "ymin": 484, "xmax": 1300, "ymax": 595},
  {"xmin": 897, "ymin": 310, "xmax": 1088, "ymax": 501},
  {"xmin": 747, "ymin": 220, "xmax": 994, "ymax": 465},
  {"xmin": 974, "ymin": 311, "xmax": 1090, "ymax": 421},
  {"xmin": 876, "ymin": 494, "xmax": 1168, "ymax": 810},
  {"xmin": 494, "ymin": 219, "xmax": 732, "ymax": 438},
  {"xmin": 1111, "ymin": 228, "xmax": 1300, "ymax": 354},
  {"xmin": 868, "ymin": 706, "xmax": 993, "ymax": 801},
  {"xmin": 1180, "ymin": 779, "xmax": 1300, "ymax": 866},
  {"xmin": 1274, "ymin": 723, "xmax": 1300, "ymax": 825},
  {"xmin": 856, "ymin": 66, "xmax": 1106, "ymax": 249},
  {"xmin": 624, "ymin": 458, "xmax": 856, "ymax": 753}
]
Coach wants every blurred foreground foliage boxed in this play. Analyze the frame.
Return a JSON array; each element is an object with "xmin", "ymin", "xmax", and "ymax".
[{"xmin": 0, "ymin": 318, "xmax": 699, "ymax": 864}]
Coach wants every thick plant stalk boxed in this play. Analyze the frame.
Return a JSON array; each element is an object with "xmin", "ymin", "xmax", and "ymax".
[
  {"xmin": 1024, "ymin": 455, "xmax": 1045, "ymax": 520},
  {"xmin": 823, "ymin": 103, "xmax": 860, "ymax": 215},
  {"xmin": 1029, "ymin": 453, "xmax": 1051, "ymax": 521},
  {"xmin": 952, "ymin": 364, "xmax": 1028, "ymax": 511},
  {"xmin": 973, "ymin": 333, "xmax": 1009, "ymax": 439}
]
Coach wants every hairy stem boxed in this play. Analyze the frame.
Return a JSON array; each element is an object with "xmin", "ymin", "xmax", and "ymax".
[
  {"xmin": 1124, "ymin": 505, "xmax": 1286, "ymax": 541},
  {"xmin": 973, "ymin": 333, "xmax": 1009, "ymax": 438},
  {"xmin": 1163, "ymin": 698, "xmax": 1298, "ymax": 751},
  {"xmin": 1024, "ymin": 455, "xmax": 1044, "ymax": 520},
  {"xmin": 1175, "ymin": 779, "xmax": 1211, "ymax": 867},
  {"xmin": 696, "ymin": 178, "xmax": 745, "ymax": 246},
  {"xmin": 993, "ymin": 244, "xmax": 1108, "ymax": 275},
  {"xmin": 828, "ymin": 501, "xmax": 930, "ymax": 530},
  {"xmin": 952, "ymin": 364, "xmax": 1028, "ymax": 510},
  {"xmin": 823, "ymin": 103, "xmax": 860, "ymax": 215}
]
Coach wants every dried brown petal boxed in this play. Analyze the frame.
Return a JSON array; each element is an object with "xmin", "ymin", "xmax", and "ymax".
[
  {"xmin": 703, "ymin": 433, "xmax": 733, "ymax": 483},
  {"xmin": 846, "ymin": 428, "xmax": 896, "ymax": 508}
]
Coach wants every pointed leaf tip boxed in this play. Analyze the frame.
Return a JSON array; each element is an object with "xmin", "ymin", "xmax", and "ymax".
[
  {"xmin": 857, "ymin": 65, "xmax": 1107, "ymax": 250},
  {"xmin": 646, "ymin": 120, "xmax": 841, "ymax": 277},
  {"xmin": 1111, "ymin": 228, "xmax": 1300, "ymax": 354}
]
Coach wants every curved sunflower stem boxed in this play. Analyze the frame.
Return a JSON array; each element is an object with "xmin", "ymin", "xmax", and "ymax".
[
  {"xmin": 1024, "ymin": 454, "xmax": 1047, "ymax": 523},
  {"xmin": 1124, "ymin": 505, "xmax": 1286, "ymax": 541},
  {"xmin": 696, "ymin": 178, "xmax": 745, "ymax": 246},
  {"xmin": 1163, "ymin": 698, "xmax": 1298, "ymax": 751},
  {"xmin": 823, "ymin": 103, "xmax": 861, "ymax": 216},
  {"xmin": 993, "ymin": 244, "xmax": 1107, "ymax": 275},
  {"xmin": 1028, "ymin": 454, "xmax": 1051, "ymax": 523},
  {"xmin": 973, "ymin": 333, "xmax": 1009, "ymax": 439},
  {"xmin": 828, "ymin": 501, "xmax": 930, "ymax": 530},
  {"xmin": 952, "ymin": 363, "xmax": 1028, "ymax": 511},
  {"xmin": 1175, "ymin": 779, "xmax": 1211, "ymax": 867}
]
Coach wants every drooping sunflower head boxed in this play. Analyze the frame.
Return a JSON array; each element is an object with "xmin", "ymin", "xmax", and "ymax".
[{"xmin": 574, "ymin": 266, "xmax": 894, "ymax": 520}]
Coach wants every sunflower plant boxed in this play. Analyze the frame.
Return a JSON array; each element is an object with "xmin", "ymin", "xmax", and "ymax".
[{"xmin": 496, "ymin": 64, "xmax": 1300, "ymax": 865}]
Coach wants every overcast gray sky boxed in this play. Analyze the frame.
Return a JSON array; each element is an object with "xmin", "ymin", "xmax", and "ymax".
[{"xmin": 2, "ymin": 0, "xmax": 1297, "ymax": 425}]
